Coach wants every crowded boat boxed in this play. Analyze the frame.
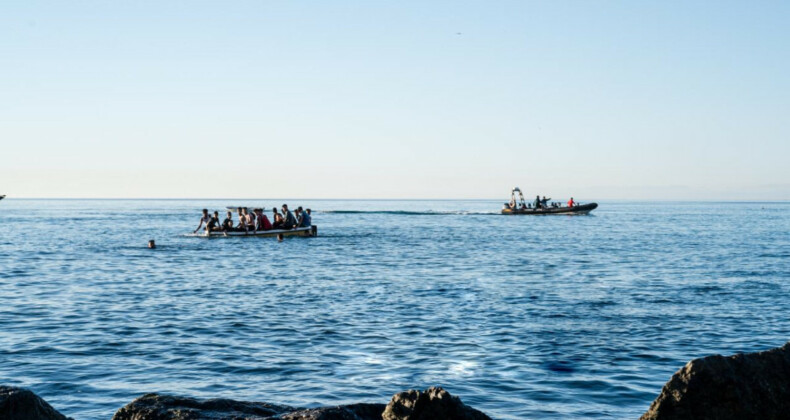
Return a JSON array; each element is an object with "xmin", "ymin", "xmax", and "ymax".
[{"xmin": 192, "ymin": 204, "xmax": 316, "ymax": 237}]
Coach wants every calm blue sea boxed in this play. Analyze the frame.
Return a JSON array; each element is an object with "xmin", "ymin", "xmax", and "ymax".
[{"xmin": 1, "ymin": 199, "xmax": 788, "ymax": 419}]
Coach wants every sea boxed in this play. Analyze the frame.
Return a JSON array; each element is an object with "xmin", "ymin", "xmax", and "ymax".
[{"xmin": 1, "ymin": 199, "xmax": 788, "ymax": 419}]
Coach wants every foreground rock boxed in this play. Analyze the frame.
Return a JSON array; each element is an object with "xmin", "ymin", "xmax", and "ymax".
[
  {"xmin": 0, "ymin": 385, "xmax": 485, "ymax": 420},
  {"xmin": 111, "ymin": 393, "xmax": 386, "ymax": 420},
  {"xmin": 641, "ymin": 342, "xmax": 790, "ymax": 420},
  {"xmin": 111, "ymin": 393, "xmax": 297, "ymax": 419},
  {"xmin": 0, "ymin": 386, "xmax": 72, "ymax": 420},
  {"xmin": 383, "ymin": 387, "xmax": 491, "ymax": 420}
]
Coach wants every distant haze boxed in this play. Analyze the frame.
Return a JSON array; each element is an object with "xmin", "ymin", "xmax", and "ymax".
[{"xmin": 2, "ymin": 1, "xmax": 788, "ymax": 200}]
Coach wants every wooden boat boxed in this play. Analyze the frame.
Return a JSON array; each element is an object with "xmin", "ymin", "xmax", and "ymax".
[
  {"xmin": 196, "ymin": 225, "xmax": 317, "ymax": 238},
  {"xmin": 502, "ymin": 203, "xmax": 597, "ymax": 215}
]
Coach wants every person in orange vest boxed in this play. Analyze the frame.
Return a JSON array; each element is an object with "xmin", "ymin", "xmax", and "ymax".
[{"xmin": 567, "ymin": 197, "xmax": 575, "ymax": 207}]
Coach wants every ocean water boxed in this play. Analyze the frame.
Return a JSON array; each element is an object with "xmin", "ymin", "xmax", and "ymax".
[{"xmin": 1, "ymin": 199, "xmax": 788, "ymax": 419}]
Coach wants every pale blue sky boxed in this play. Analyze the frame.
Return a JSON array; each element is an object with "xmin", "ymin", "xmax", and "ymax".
[{"xmin": 2, "ymin": 1, "xmax": 788, "ymax": 199}]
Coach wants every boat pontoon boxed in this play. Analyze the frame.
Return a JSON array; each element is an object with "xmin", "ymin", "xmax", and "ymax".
[{"xmin": 196, "ymin": 226, "xmax": 317, "ymax": 238}]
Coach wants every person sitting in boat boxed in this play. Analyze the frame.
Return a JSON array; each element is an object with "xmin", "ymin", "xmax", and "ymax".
[
  {"xmin": 272, "ymin": 207, "xmax": 284, "ymax": 229},
  {"xmin": 242, "ymin": 208, "xmax": 256, "ymax": 231},
  {"xmin": 297, "ymin": 206, "xmax": 311, "ymax": 227},
  {"xmin": 281, "ymin": 204, "xmax": 296, "ymax": 229},
  {"xmin": 207, "ymin": 211, "xmax": 222, "ymax": 231},
  {"xmin": 567, "ymin": 197, "xmax": 575, "ymax": 207},
  {"xmin": 194, "ymin": 209, "xmax": 211, "ymax": 233},
  {"xmin": 255, "ymin": 208, "xmax": 272, "ymax": 231},
  {"xmin": 222, "ymin": 211, "xmax": 234, "ymax": 231},
  {"xmin": 236, "ymin": 208, "xmax": 247, "ymax": 232}
]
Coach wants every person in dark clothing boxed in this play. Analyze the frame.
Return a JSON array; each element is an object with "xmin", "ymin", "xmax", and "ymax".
[
  {"xmin": 272, "ymin": 207, "xmax": 283, "ymax": 229},
  {"xmin": 222, "ymin": 211, "xmax": 234, "ymax": 231},
  {"xmin": 281, "ymin": 204, "xmax": 296, "ymax": 229},
  {"xmin": 207, "ymin": 211, "xmax": 221, "ymax": 231},
  {"xmin": 298, "ymin": 206, "xmax": 312, "ymax": 227}
]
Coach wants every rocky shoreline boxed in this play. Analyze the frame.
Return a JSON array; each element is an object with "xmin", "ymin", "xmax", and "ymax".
[{"xmin": 3, "ymin": 342, "xmax": 789, "ymax": 420}]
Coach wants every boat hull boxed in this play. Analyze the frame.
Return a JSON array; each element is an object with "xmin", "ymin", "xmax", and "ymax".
[
  {"xmin": 195, "ymin": 226, "xmax": 317, "ymax": 238},
  {"xmin": 502, "ymin": 203, "xmax": 598, "ymax": 215}
]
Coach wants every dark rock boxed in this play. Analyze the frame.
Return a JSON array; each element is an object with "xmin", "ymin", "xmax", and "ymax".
[
  {"xmin": 641, "ymin": 342, "xmax": 790, "ymax": 420},
  {"xmin": 279, "ymin": 403, "xmax": 385, "ymax": 420},
  {"xmin": 0, "ymin": 386, "xmax": 72, "ymax": 420},
  {"xmin": 111, "ymin": 393, "xmax": 297, "ymax": 419},
  {"xmin": 382, "ymin": 387, "xmax": 491, "ymax": 420},
  {"xmin": 112, "ymin": 394, "xmax": 384, "ymax": 420}
]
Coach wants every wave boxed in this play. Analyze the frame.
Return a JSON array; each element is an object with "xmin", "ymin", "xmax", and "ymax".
[{"xmin": 319, "ymin": 210, "xmax": 498, "ymax": 216}]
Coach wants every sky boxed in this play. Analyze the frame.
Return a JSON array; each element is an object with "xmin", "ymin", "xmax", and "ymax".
[{"xmin": 1, "ymin": 1, "xmax": 788, "ymax": 200}]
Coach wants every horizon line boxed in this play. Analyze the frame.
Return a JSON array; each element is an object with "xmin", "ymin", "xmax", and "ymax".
[{"xmin": 3, "ymin": 197, "xmax": 790, "ymax": 203}]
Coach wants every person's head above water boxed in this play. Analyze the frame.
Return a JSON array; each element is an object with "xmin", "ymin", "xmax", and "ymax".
[{"xmin": 148, "ymin": 239, "xmax": 156, "ymax": 249}]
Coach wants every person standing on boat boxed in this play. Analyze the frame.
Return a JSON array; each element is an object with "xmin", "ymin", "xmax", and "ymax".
[
  {"xmin": 541, "ymin": 196, "xmax": 551, "ymax": 208},
  {"xmin": 533, "ymin": 195, "xmax": 542, "ymax": 209},
  {"xmin": 567, "ymin": 197, "xmax": 575, "ymax": 208},
  {"xmin": 194, "ymin": 209, "xmax": 211, "ymax": 233},
  {"xmin": 281, "ymin": 204, "xmax": 296, "ymax": 229}
]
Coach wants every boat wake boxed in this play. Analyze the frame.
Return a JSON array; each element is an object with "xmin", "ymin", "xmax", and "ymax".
[{"xmin": 319, "ymin": 210, "xmax": 499, "ymax": 216}]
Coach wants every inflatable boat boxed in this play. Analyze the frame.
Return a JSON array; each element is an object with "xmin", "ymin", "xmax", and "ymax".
[
  {"xmin": 502, "ymin": 203, "xmax": 597, "ymax": 215},
  {"xmin": 191, "ymin": 226, "xmax": 317, "ymax": 238}
]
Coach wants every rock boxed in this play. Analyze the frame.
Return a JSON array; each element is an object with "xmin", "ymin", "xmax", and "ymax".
[
  {"xmin": 111, "ymin": 393, "xmax": 297, "ymax": 419},
  {"xmin": 0, "ymin": 386, "xmax": 72, "ymax": 420},
  {"xmin": 641, "ymin": 342, "xmax": 790, "ymax": 420},
  {"xmin": 279, "ymin": 403, "xmax": 385, "ymax": 420},
  {"xmin": 112, "ymin": 394, "xmax": 384, "ymax": 420},
  {"xmin": 382, "ymin": 387, "xmax": 491, "ymax": 420}
]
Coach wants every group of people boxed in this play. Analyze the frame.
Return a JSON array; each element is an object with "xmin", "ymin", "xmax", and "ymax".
[
  {"xmin": 506, "ymin": 195, "xmax": 576, "ymax": 210},
  {"xmin": 194, "ymin": 204, "xmax": 311, "ymax": 234}
]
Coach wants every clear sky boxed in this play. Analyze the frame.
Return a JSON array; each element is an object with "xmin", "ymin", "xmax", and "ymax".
[{"xmin": 2, "ymin": 1, "xmax": 788, "ymax": 199}]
